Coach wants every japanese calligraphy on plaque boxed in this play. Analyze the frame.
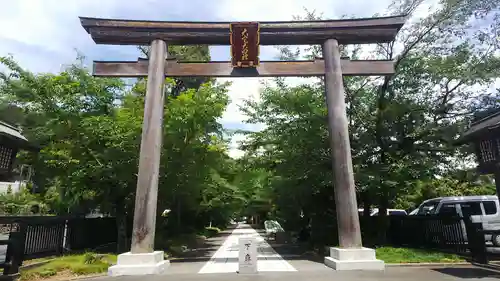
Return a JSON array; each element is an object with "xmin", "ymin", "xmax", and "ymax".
[
  {"xmin": 238, "ymin": 237, "xmax": 257, "ymax": 274},
  {"xmin": 230, "ymin": 22, "xmax": 260, "ymax": 68}
]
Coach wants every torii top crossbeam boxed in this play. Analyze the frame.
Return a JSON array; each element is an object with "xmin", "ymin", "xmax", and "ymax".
[{"xmin": 80, "ymin": 15, "xmax": 407, "ymax": 46}]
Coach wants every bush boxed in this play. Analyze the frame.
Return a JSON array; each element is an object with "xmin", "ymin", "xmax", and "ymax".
[
  {"xmin": 83, "ymin": 252, "xmax": 101, "ymax": 264},
  {"xmin": 202, "ymin": 227, "xmax": 221, "ymax": 238},
  {"xmin": 0, "ymin": 185, "xmax": 49, "ymax": 215}
]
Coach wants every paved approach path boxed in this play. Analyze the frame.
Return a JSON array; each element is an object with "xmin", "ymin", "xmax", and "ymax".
[
  {"xmin": 198, "ymin": 224, "xmax": 296, "ymax": 273},
  {"xmin": 91, "ymin": 224, "xmax": 500, "ymax": 280},
  {"xmin": 96, "ymin": 265, "xmax": 500, "ymax": 281}
]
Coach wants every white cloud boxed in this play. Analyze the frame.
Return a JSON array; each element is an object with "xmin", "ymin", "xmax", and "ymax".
[
  {"xmin": 228, "ymin": 133, "xmax": 248, "ymax": 159},
  {"xmin": 218, "ymin": 0, "xmax": 392, "ymax": 21},
  {"xmin": 220, "ymin": 78, "xmax": 263, "ymax": 124}
]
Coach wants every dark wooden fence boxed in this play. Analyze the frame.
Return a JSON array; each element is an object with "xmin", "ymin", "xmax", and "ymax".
[
  {"xmin": 23, "ymin": 217, "xmax": 66, "ymax": 259},
  {"xmin": 360, "ymin": 215, "xmax": 499, "ymax": 263},
  {"xmin": 0, "ymin": 216, "xmax": 117, "ymax": 276},
  {"xmin": 2, "ymin": 215, "xmax": 498, "ymax": 276},
  {"xmin": 387, "ymin": 216, "xmax": 469, "ymax": 254},
  {"xmin": 66, "ymin": 218, "xmax": 117, "ymax": 251}
]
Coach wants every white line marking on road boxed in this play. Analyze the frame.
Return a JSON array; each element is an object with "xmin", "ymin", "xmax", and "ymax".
[{"xmin": 198, "ymin": 225, "xmax": 297, "ymax": 274}]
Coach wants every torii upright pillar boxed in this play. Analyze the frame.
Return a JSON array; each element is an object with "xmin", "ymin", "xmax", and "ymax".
[
  {"xmin": 108, "ymin": 39, "xmax": 170, "ymax": 276},
  {"xmin": 322, "ymin": 38, "xmax": 384, "ymax": 270}
]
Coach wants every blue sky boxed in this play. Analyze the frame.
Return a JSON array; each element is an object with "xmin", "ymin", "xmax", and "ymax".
[{"xmin": 0, "ymin": 0, "xmax": 396, "ymax": 157}]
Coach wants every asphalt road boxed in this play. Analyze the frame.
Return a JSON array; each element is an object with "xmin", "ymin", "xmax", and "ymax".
[{"xmin": 94, "ymin": 265, "xmax": 500, "ymax": 281}]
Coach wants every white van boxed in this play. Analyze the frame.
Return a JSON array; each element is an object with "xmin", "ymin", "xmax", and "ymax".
[
  {"xmin": 358, "ymin": 208, "xmax": 407, "ymax": 216},
  {"xmin": 411, "ymin": 195, "xmax": 500, "ymax": 245}
]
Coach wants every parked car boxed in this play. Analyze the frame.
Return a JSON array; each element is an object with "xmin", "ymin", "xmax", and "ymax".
[
  {"xmin": 357, "ymin": 208, "xmax": 407, "ymax": 216},
  {"xmin": 408, "ymin": 208, "xmax": 419, "ymax": 215},
  {"xmin": 411, "ymin": 195, "xmax": 500, "ymax": 246}
]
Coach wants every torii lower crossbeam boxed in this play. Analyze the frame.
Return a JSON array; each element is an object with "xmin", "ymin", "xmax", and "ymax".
[{"xmin": 93, "ymin": 59, "xmax": 394, "ymax": 77}]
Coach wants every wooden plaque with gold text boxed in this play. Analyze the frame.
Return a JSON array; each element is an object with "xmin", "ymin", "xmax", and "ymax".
[{"xmin": 230, "ymin": 22, "xmax": 260, "ymax": 68}]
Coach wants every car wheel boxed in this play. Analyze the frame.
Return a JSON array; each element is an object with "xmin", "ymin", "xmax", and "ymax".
[{"xmin": 492, "ymin": 235, "xmax": 500, "ymax": 247}]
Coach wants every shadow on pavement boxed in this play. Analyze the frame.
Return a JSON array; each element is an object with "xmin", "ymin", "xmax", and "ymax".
[
  {"xmin": 266, "ymin": 239, "xmax": 324, "ymax": 264},
  {"xmin": 171, "ymin": 252, "xmax": 323, "ymax": 264},
  {"xmin": 170, "ymin": 257, "xmax": 212, "ymax": 263},
  {"xmin": 173, "ymin": 254, "xmax": 316, "ymax": 263},
  {"xmin": 432, "ymin": 266, "xmax": 500, "ymax": 279},
  {"xmin": 471, "ymin": 262, "xmax": 500, "ymax": 271},
  {"xmin": 171, "ymin": 224, "xmax": 326, "ymax": 265},
  {"xmin": 167, "ymin": 225, "xmax": 238, "ymax": 261}
]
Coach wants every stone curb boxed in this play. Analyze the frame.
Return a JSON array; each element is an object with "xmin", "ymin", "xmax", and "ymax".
[
  {"xmin": 20, "ymin": 259, "xmax": 54, "ymax": 271},
  {"xmin": 386, "ymin": 262, "xmax": 471, "ymax": 267},
  {"xmin": 0, "ymin": 273, "xmax": 19, "ymax": 280},
  {"xmin": 64, "ymin": 273, "xmax": 107, "ymax": 281},
  {"xmin": 386, "ymin": 261, "xmax": 500, "ymax": 267}
]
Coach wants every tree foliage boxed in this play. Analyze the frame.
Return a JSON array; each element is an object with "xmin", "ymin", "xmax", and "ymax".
[
  {"xmin": 240, "ymin": 0, "xmax": 500, "ymax": 247},
  {"xmin": 0, "ymin": 51, "xmax": 241, "ymax": 250}
]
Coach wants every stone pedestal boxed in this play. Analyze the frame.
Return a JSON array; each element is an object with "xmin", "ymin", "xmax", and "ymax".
[
  {"xmin": 324, "ymin": 247, "xmax": 384, "ymax": 271},
  {"xmin": 108, "ymin": 251, "xmax": 170, "ymax": 276}
]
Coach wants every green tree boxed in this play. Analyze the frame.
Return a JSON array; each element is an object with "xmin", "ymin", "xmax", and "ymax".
[
  {"xmin": 0, "ymin": 48, "xmax": 244, "ymax": 252},
  {"xmin": 240, "ymin": 0, "xmax": 500, "ymax": 247},
  {"xmin": 0, "ymin": 185, "xmax": 48, "ymax": 215}
]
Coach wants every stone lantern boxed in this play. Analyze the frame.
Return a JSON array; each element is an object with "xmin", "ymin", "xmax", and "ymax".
[{"xmin": 456, "ymin": 108, "xmax": 500, "ymax": 196}]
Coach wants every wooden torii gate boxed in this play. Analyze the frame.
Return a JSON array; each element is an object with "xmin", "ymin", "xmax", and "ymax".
[{"xmin": 80, "ymin": 15, "xmax": 406, "ymax": 275}]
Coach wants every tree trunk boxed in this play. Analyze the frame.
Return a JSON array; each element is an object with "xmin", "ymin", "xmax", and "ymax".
[
  {"xmin": 116, "ymin": 208, "xmax": 128, "ymax": 253},
  {"xmin": 362, "ymin": 191, "xmax": 371, "ymax": 218},
  {"xmin": 360, "ymin": 191, "xmax": 373, "ymax": 245},
  {"xmin": 377, "ymin": 195, "xmax": 389, "ymax": 245},
  {"xmin": 176, "ymin": 200, "xmax": 181, "ymax": 230}
]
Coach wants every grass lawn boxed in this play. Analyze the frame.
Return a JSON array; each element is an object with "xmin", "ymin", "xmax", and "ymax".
[
  {"xmin": 20, "ymin": 253, "xmax": 117, "ymax": 281},
  {"xmin": 17, "ymin": 246, "xmax": 464, "ymax": 280},
  {"xmin": 376, "ymin": 247, "xmax": 465, "ymax": 263}
]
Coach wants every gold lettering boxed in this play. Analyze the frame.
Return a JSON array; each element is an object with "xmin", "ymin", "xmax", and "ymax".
[{"xmin": 241, "ymin": 28, "xmax": 249, "ymax": 61}]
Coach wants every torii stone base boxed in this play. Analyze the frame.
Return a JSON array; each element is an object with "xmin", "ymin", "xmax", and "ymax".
[
  {"xmin": 108, "ymin": 251, "xmax": 170, "ymax": 276},
  {"xmin": 324, "ymin": 247, "xmax": 385, "ymax": 271}
]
